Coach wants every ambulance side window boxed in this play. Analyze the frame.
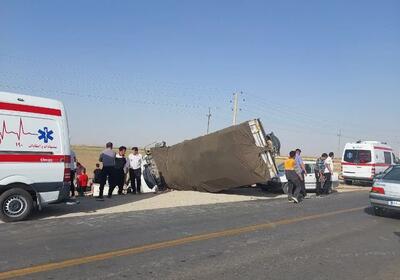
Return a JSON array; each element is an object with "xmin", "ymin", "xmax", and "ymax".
[
  {"xmin": 305, "ymin": 164, "xmax": 313, "ymax": 174},
  {"xmin": 384, "ymin": 152, "xmax": 392, "ymax": 165},
  {"xmin": 392, "ymin": 153, "xmax": 399, "ymax": 164}
]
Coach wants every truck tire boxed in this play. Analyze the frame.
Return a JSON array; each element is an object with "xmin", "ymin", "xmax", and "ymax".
[
  {"xmin": 0, "ymin": 188, "xmax": 33, "ymax": 222},
  {"xmin": 344, "ymin": 180, "xmax": 353, "ymax": 185},
  {"xmin": 257, "ymin": 183, "xmax": 269, "ymax": 192},
  {"xmin": 282, "ymin": 183, "xmax": 289, "ymax": 194}
]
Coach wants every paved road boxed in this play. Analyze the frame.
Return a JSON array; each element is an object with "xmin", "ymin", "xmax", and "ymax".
[{"xmin": 0, "ymin": 191, "xmax": 399, "ymax": 280}]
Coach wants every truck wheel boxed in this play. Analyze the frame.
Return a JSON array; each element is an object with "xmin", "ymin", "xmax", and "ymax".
[
  {"xmin": 257, "ymin": 183, "xmax": 268, "ymax": 192},
  {"xmin": 373, "ymin": 206, "xmax": 385, "ymax": 217},
  {"xmin": 0, "ymin": 188, "xmax": 33, "ymax": 222},
  {"xmin": 282, "ymin": 183, "xmax": 289, "ymax": 194}
]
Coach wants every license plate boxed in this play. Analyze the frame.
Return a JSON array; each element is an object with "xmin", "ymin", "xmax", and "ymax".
[{"xmin": 388, "ymin": 201, "xmax": 400, "ymax": 206}]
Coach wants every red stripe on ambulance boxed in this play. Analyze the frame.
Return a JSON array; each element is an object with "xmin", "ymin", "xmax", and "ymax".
[
  {"xmin": 341, "ymin": 162, "xmax": 391, "ymax": 167},
  {"xmin": 0, "ymin": 102, "xmax": 62, "ymax": 116},
  {"xmin": 0, "ymin": 154, "xmax": 68, "ymax": 163},
  {"xmin": 373, "ymin": 146, "xmax": 393, "ymax": 151}
]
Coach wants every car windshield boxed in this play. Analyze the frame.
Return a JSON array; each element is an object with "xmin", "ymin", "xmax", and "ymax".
[
  {"xmin": 305, "ymin": 164, "xmax": 313, "ymax": 174},
  {"xmin": 383, "ymin": 166, "xmax": 400, "ymax": 181},
  {"xmin": 343, "ymin": 149, "xmax": 372, "ymax": 164}
]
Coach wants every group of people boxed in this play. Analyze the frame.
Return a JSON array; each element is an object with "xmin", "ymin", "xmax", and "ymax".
[
  {"xmin": 284, "ymin": 149, "xmax": 334, "ymax": 203},
  {"xmin": 69, "ymin": 153, "xmax": 89, "ymax": 199},
  {"xmin": 69, "ymin": 142, "xmax": 150, "ymax": 202},
  {"xmin": 97, "ymin": 142, "xmax": 144, "ymax": 201}
]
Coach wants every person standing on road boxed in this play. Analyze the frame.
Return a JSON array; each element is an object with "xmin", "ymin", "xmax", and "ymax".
[
  {"xmin": 295, "ymin": 148, "xmax": 307, "ymax": 198},
  {"xmin": 77, "ymin": 168, "xmax": 89, "ymax": 197},
  {"xmin": 98, "ymin": 142, "xmax": 116, "ymax": 200},
  {"xmin": 315, "ymin": 153, "xmax": 328, "ymax": 196},
  {"xmin": 128, "ymin": 147, "xmax": 142, "ymax": 194},
  {"xmin": 284, "ymin": 151, "xmax": 302, "ymax": 203},
  {"xmin": 113, "ymin": 146, "xmax": 129, "ymax": 195},
  {"xmin": 69, "ymin": 150, "xmax": 77, "ymax": 199},
  {"xmin": 323, "ymin": 152, "xmax": 335, "ymax": 195},
  {"xmin": 93, "ymin": 163, "xmax": 102, "ymax": 184}
]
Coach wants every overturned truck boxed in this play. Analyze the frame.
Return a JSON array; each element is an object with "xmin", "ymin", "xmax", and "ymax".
[{"xmin": 149, "ymin": 119, "xmax": 279, "ymax": 193}]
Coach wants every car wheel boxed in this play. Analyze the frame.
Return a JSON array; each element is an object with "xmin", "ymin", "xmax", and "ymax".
[
  {"xmin": 344, "ymin": 180, "xmax": 353, "ymax": 185},
  {"xmin": 282, "ymin": 183, "xmax": 289, "ymax": 194},
  {"xmin": 0, "ymin": 188, "xmax": 33, "ymax": 222},
  {"xmin": 373, "ymin": 206, "xmax": 385, "ymax": 217}
]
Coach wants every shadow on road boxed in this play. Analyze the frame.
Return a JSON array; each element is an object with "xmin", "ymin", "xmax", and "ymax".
[
  {"xmin": 29, "ymin": 193, "xmax": 159, "ymax": 220},
  {"xmin": 363, "ymin": 206, "xmax": 400, "ymax": 220},
  {"xmin": 221, "ymin": 186, "xmax": 285, "ymax": 198}
]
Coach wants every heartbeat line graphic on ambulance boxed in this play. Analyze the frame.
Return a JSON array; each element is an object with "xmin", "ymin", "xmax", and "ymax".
[{"xmin": 0, "ymin": 118, "xmax": 39, "ymax": 144}]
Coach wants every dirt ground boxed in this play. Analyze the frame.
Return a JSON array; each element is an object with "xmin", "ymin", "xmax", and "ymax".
[
  {"xmin": 27, "ymin": 183, "xmax": 368, "ymax": 221},
  {"xmin": 72, "ymin": 145, "xmax": 103, "ymax": 176}
]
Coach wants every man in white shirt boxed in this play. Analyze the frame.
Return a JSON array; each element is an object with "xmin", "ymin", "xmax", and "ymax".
[
  {"xmin": 128, "ymin": 147, "xmax": 142, "ymax": 194},
  {"xmin": 323, "ymin": 152, "xmax": 334, "ymax": 195}
]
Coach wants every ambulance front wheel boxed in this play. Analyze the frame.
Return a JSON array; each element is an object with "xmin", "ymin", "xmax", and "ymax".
[{"xmin": 0, "ymin": 188, "xmax": 33, "ymax": 222}]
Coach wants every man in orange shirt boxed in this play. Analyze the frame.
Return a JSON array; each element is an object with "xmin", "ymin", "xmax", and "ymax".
[{"xmin": 284, "ymin": 151, "xmax": 302, "ymax": 203}]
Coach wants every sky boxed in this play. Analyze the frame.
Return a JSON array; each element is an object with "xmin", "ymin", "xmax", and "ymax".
[{"xmin": 0, "ymin": 0, "xmax": 399, "ymax": 156}]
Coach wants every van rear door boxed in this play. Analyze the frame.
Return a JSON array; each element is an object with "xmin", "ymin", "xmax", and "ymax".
[{"xmin": 342, "ymin": 149, "xmax": 373, "ymax": 180}]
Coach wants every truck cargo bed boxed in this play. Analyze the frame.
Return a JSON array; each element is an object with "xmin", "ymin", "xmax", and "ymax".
[{"xmin": 151, "ymin": 119, "xmax": 278, "ymax": 192}]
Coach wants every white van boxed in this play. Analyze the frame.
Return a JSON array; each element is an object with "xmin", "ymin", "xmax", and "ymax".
[
  {"xmin": 342, "ymin": 141, "xmax": 396, "ymax": 184},
  {"xmin": 0, "ymin": 92, "xmax": 71, "ymax": 222}
]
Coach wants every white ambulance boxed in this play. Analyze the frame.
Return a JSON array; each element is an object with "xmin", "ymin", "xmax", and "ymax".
[
  {"xmin": 0, "ymin": 91, "xmax": 71, "ymax": 222},
  {"xmin": 342, "ymin": 141, "xmax": 396, "ymax": 184}
]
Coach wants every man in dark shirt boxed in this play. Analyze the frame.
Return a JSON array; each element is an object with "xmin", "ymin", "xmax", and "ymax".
[
  {"xmin": 98, "ymin": 142, "xmax": 116, "ymax": 200},
  {"xmin": 113, "ymin": 146, "xmax": 128, "ymax": 195},
  {"xmin": 93, "ymin": 163, "xmax": 102, "ymax": 184},
  {"xmin": 315, "ymin": 153, "xmax": 328, "ymax": 196}
]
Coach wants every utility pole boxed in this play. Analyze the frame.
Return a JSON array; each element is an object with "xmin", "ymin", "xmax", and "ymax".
[
  {"xmin": 337, "ymin": 129, "xmax": 342, "ymax": 156},
  {"xmin": 232, "ymin": 92, "xmax": 239, "ymax": 125},
  {"xmin": 206, "ymin": 107, "xmax": 212, "ymax": 134}
]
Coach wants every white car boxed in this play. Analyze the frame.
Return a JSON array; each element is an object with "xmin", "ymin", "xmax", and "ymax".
[
  {"xmin": 369, "ymin": 165, "xmax": 400, "ymax": 216},
  {"xmin": 265, "ymin": 160, "xmax": 339, "ymax": 193}
]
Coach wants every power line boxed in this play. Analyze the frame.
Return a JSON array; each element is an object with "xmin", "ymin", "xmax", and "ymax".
[
  {"xmin": 0, "ymin": 82, "xmax": 209, "ymax": 110},
  {"xmin": 0, "ymin": 55, "xmax": 232, "ymax": 103},
  {"xmin": 247, "ymin": 93, "xmax": 398, "ymax": 136}
]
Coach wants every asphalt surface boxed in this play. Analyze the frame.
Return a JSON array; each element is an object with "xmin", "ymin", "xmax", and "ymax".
[{"xmin": 0, "ymin": 191, "xmax": 399, "ymax": 280}]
